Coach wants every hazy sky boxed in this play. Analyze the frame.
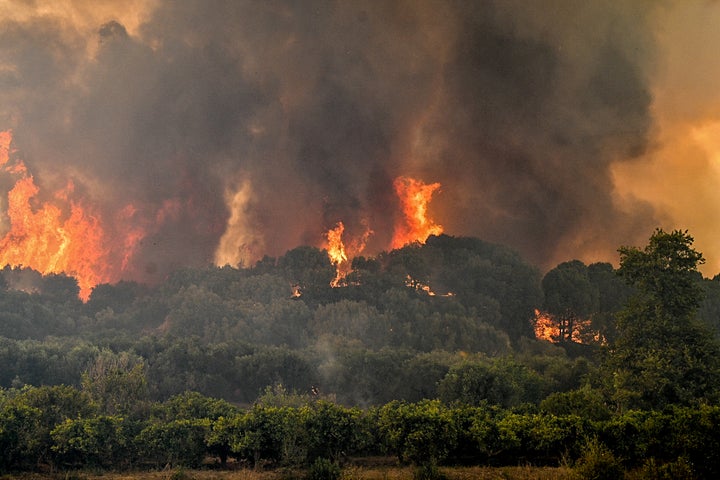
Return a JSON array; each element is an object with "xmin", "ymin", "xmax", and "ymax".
[{"xmin": 1, "ymin": 0, "xmax": 719, "ymax": 284}]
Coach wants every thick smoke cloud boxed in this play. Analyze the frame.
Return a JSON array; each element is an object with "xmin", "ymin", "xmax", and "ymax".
[{"xmin": 0, "ymin": 0, "xmax": 709, "ymax": 283}]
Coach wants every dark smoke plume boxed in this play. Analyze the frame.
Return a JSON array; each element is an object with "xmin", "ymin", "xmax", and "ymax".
[{"xmin": 0, "ymin": 0, "xmax": 666, "ymax": 283}]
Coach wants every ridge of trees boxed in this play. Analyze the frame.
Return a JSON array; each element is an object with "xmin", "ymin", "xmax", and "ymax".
[{"xmin": 0, "ymin": 230, "xmax": 719, "ymax": 476}]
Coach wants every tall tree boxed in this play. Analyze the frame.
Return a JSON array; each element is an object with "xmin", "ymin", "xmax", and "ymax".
[
  {"xmin": 542, "ymin": 260, "xmax": 598, "ymax": 343},
  {"xmin": 606, "ymin": 229, "xmax": 720, "ymax": 410}
]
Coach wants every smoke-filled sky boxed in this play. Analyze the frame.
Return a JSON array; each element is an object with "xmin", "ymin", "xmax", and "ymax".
[{"xmin": 1, "ymin": 0, "xmax": 720, "ymax": 284}]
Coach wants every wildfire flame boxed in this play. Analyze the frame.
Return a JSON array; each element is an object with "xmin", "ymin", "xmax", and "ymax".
[
  {"xmin": 322, "ymin": 176, "xmax": 443, "ymax": 287},
  {"xmin": 325, "ymin": 222, "xmax": 349, "ymax": 287},
  {"xmin": 0, "ymin": 130, "xmax": 141, "ymax": 301},
  {"xmin": 533, "ymin": 308, "xmax": 604, "ymax": 344},
  {"xmin": 391, "ymin": 176, "xmax": 443, "ymax": 249},
  {"xmin": 533, "ymin": 309, "xmax": 559, "ymax": 342},
  {"xmin": 4, "ymin": 129, "xmax": 451, "ymax": 297},
  {"xmin": 324, "ymin": 220, "xmax": 372, "ymax": 287}
]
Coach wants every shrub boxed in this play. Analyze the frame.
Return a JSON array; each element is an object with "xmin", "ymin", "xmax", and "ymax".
[
  {"xmin": 412, "ymin": 462, "xmax": 447, "ymax": 480},
  {"xmin": 573, "ymin": 437, "xmax": 625, "ymax": 480},
  {"xmin": 306, "ymin": 457, "xmax": 341, "ymax": 480},
  {"xmin": 627, "ymin": 457, "xmax": 695, "ymax": 480}
]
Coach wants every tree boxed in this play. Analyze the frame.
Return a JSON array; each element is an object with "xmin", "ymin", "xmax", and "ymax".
[
  {"xmin": 377, "ymin": 400, "xmax": 457, "ymax": 466},
  {"xmin": 541, "ymin": 260, "xmax": 598, "ymax": 343},
  {"xmin": 438, "ymin": 358, "xmax": 545, "ymax": 408},
  {"xmin": 81, "ymin": 350, "xmax": 149, "ymax": 417},
  {"xmin": 587, "ymin": 262, "xmax": 630, "ymax": 343},
  {"xmin": 0, "ymin": 400, "xmax": 42, "ymax": 471},
  {"xmin": 136, "ymin": 418, "xmax": 209, "ymax": 468},
  {"xmin": 617, "ymin": 229, "xmax": 704, "ymax": 319},
  {"xmin": 51, "ymin": 415, "xmax": 131, "ymax": 469},
  {"xmin": 606, "ymin": 229, "xmax": 720, "ymax": 410}
]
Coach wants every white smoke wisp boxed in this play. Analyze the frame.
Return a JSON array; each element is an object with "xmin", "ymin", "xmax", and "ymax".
[{"xmin": 214, "ymin": 178, "xmax": 264, "ymax": 268}]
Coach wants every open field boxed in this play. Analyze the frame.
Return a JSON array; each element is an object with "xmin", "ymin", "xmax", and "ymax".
[{"xmin": 1, "ymin": 466, "xmax": 578, "ymax": 480}]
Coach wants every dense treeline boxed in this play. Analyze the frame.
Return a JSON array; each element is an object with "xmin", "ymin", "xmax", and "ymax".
[
  {"xmin": 0, "ymin": 231, "xmax": 720, "ymax": 477},
  {"xmin": 0, "ymin": 235, "xmax": 579, "ymax": 405},
  {"xmin": 1, "ymin": 385, "xmax": 719, "ymax": 478}
]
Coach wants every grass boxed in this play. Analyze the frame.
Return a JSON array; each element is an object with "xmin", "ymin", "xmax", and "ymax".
[{"xmin": 2, "ymin": 466, "xmax": 578, "ymax": 480}]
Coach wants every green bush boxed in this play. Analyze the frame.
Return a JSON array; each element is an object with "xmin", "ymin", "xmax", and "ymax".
[
  {"xmin": 573, "ymin": 437, "xmax": 625, "ymax": 480},
  {"xmin": 306, "ymin": 457, "xmax": 341, "ymax": 480}
]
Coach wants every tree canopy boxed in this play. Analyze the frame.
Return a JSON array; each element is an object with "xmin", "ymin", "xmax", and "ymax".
[{"xmin": 606, "ymin": 229, "xmax": 720, "ymax": 410}]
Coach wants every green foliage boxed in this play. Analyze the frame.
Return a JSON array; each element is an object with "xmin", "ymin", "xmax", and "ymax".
[
  {"xmin": 0, "ymin": 400, "xmax": 42, "ymax": 471},
  {"xmin": 277, "ymin": 246, "xmax": 335, "ymax": 303},
  {"xmin": 136, "ymin": 418, "xmax": 209, "ymax": 468},
  {"xmin": 494, "ymin": 412, "xmax": 585, "ymax": 465},
  {"xmin": 630, "ymin": 457, "xmax": 695, "ymax": 480},
  {"xmin": 304, "ymin": 401, "xmax": 368, "ymax": 463},
  {"xmin": 385, "ymin": 235, "xmax": 543, "ymax": 341},
  {"xmin": 698, "ymin": 275, "xmax": 720, "ymax": 339},
  {"xmin": 50, "ymin": 415, "xmax": 131, "ymax": 469},
  {"xmin": 306, "ymin": 457, "xmax": 341, "ymax": 480},
  {"xmin": 81, "ymin": 350, "xmax": 149, "ymax": 417},
  {"xmin": 608, "ymin": 229, "xmax": 720, "ymax": 410},
  {"xmin": 4, "ymin": 232, "xmax": 720, "ymax": 475},
  {"xmin": 542, "ymin": 260, "xmax": 598, "ymax": 343},
  {"xmin": 540, "ymin": 386, "xmax": 611, "ymax": 421},
  {"xmin": 377, "ymin": 400, "xmax": 457, "ymax": 466},
  {"xmin": 234, "ymin": 347, "xmax": 318, "ymax": 404},
  {"xmin": 0, "ymin": 379, "xmax": 719, "ymax": 475},
  {"xmin": 617, "ymin": 229, "xmax": 704, "ymax": 319},
  {"xmin": 228, "ymin": 405, "xmax": 306, "ymax": 467},
  {"xmin": 153, "ymin": 390, "xmax": 237, "ymax": 421},
  {"xmin": 438, "ymin": 358, "xmax": 545, "ymax": 408},
  {"xmin": 572, "ymin": 437, "xmax": 624, "ymax": 480}
]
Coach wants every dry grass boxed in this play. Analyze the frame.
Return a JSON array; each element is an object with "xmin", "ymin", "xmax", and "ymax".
[{"xmin": 2, "ymin": 465, "xmax": 577, "ymax": 480}]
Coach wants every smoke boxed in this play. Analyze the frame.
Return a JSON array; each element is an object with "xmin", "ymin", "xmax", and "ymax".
[{"xmin": 0, "ymin": 0, "xmax": 717, "ymax": 283}]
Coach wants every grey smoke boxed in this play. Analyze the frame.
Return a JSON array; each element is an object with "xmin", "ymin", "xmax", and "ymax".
[{"xmin": 0, "ymin": 0, "xmax": 661, "ymax": 283}]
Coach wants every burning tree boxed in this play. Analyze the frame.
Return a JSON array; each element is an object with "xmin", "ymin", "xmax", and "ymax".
[
  {"xmin": 536, "ymin": 260, "xmax": 601, "ymax": 344},
  {"xmin": 322, "ymin": 176, "xmax": 441, "ymax": 287}
]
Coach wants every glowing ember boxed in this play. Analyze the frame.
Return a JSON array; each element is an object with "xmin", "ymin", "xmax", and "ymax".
[{"xmin": 391, "ymin": 176, "xmax": 443, "ymax": 249}]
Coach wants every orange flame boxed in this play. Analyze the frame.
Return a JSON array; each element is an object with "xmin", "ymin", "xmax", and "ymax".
[
  {"xmin": 391, "ymin": 176, "xmax": 443, "ymax": 249},
  {"xmin": 0, "ymin": 130, "xmax": 143, "ymax": 301},
  {"xmin": 325, "ymin": 222, "xmax": 349, "ymax": 287},
  {"xmin": 0, "ymin": 174, "xmax": 107, "ymax": 301},
  {"xmin": 533, "ymin": 309, "xmax": 559, "ymax": 342},
  {"xmin": 322, "ymin": 176, "xmax": 442, "ymax": 287},
  {"xmin": 533, "ymin": 308, "xmax": 603, "ymax": 344},
  {"xmin": 324, "ymin": 220, "xmax": 372, "ymax": 287},
  {"xmin": 0, "ymin": 130, "xmax": 11, "ymax": 167}
]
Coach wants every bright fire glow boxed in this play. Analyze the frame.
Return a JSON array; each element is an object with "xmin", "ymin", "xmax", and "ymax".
[
  {"xmin": 533, "ymin": 309, "xmax": 559, "ymax": 342},
  {"xmin": 533, "ymin": 308, "xmax": 603, "ymax": 344},
  {"xmin": 324, "ymin": 220, "xmax": 372, "ymax": 287},
  {"xmin": 391, "ymin": 176, "xmax": 443, "ymax": 249},
  {"xmin": 323, "ymin": 176, "xmax": 443, "ymax": 287},
  {"xmin": 325, "ymin": 222, "xmax": 349, "ymax": 287},
  {"xmin": 0, "ymin": 130, "xmax": 135, "ymax": 301}
]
